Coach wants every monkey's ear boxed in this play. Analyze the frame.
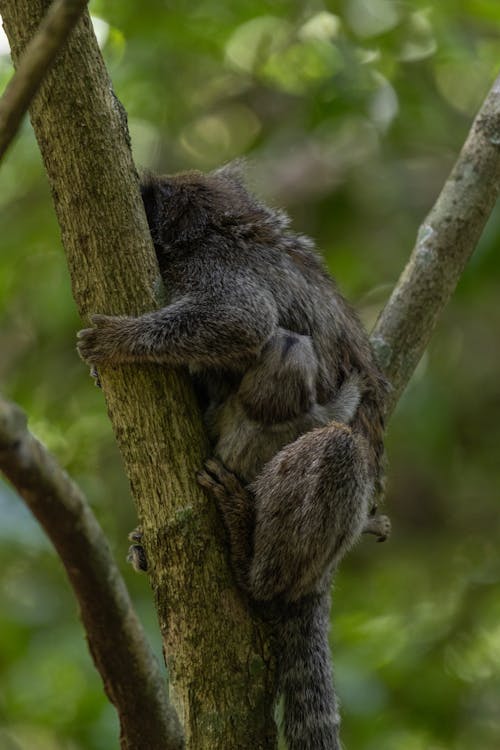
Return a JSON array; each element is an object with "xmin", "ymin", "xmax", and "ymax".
[{"xmin": 212, "ymin": 159, "xmax": 247, "ymax": 189}]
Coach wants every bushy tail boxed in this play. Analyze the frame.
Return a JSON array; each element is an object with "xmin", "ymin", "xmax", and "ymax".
[
  {"xmin": 278, "ymin": 594, "xmax": 341, "ymax": 750},
  {"xmin": 250, "ymin": 423, "xmax": 370, "ymax": 603}
]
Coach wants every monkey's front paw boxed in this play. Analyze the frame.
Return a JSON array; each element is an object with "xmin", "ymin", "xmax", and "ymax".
[
  {"xmin": 197, "ymin": 458, "xmax": 245, "ymax": 500},
  {"xmin": 77, "ymin": 314, "xmax": 131, "ymax": 365},
  {"xmin": 362, "ymin": 513, "xmax": 391, "ymax": 543},
  {"xmin": 127, "ymin": 527, "xmax": 148, "ymax": 572}
]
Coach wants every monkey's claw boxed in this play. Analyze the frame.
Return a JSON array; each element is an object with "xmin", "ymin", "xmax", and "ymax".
[
  {"xmin": 362, "ymin": 513, "xmax": 391, "ymax": 543},
  {"xmin": 90, "ymin": 366, "xmax": 102, "ymax": 388},
  {"xmin": 197, "ymin": 458, "xmax": 244, "ymax": 500},
  {"xmin": 197, "ymin": 468, "xmax": 227, "ymax": 501},
  {"xmin": 128, "ymin": 526, "xmax": 143, "ymax": 544},
  {"xmin": 127, "ymin": 545, "xmax": 148, "ymax": 572},
  {"xmin": 127, "ymin": 526, "xmax": 148, "ymax": 572}
]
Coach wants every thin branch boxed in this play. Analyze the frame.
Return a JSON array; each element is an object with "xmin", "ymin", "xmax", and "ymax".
[
  {"xmin": 0, "ymin": 395, "xmax": 184, "ymax": 750},
  {"xmin": 371, "ymin": 73, "xmax": 500, "ymax": 416},
  {"xmin": 0, "ymin": 0, "xmax": 88, "ymax": 162}
]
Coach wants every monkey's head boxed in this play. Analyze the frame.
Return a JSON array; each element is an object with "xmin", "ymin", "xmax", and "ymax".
[{"xmin": 140, "ymin": 162, "xmax": 265, "ymax": 251}]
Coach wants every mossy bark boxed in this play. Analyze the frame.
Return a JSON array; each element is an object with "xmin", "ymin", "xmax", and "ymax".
[{"xmin": 0, "ymin": 3, "xmax": 277, "ymax": 748}]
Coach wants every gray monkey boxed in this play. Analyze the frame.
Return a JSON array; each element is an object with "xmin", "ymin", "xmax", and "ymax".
[
  {"xmin": 207, "ymin": 327, "xmax": 365, "ymax": 483},
  {"xmin": 78, "ymin": 164, "xmax": 389, "ymax": 750}
]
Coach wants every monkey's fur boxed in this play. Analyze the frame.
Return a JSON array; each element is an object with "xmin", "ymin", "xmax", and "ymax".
[
  {"xmin": 207, "ymin": 328, "xmax": 365, "ymax": 484},
  {"xmin": 77, "ymin": 164, "xmax": 389, "ymax": 750}
]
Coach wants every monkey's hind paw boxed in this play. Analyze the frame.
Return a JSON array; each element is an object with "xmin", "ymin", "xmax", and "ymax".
[
  {"xmin": 128, "ymin": 526, "xmax": 143, "ymax": 544},
  {"xmin": 127, "ymin": 526, "xmax": 148, "ymax": 572},
  {"xmin": 362, "ymin": 513, "xmax": 391, "ymax": 543},
  {"xmin": 197, "ymin": 458, "xmax": 244, "ymax": 500}
]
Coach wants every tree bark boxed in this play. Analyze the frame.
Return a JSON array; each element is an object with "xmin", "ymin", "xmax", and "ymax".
[
  {"xmin": 0, "ymin": 2, "xmax": 276, "ymax": 749},
  {"xmin": 0, "ymin": 0, "xmax": 88, "ymax": 161}
]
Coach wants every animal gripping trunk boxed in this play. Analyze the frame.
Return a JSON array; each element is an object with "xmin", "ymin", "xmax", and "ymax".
[{"xmin": 278, "ymin": 594, "xmax": 341, "ymax": 750}]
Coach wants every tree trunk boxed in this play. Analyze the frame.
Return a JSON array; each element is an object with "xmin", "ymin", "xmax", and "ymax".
[{"xmin": 0, "ymin": 3, "xmax": 277, "ymax": 748}]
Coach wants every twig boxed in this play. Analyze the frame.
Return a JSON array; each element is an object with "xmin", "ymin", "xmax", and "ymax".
[
  {"xmin": 0, "ymin": 395, "xmax": 184, "ymax": 750},
  {"xmin": 0, "ymin": 0, "xmax": 88, "ymax": 161},
  {"xmin": 371, "ymin": 73, "xmax": 500, "ymax": 416}
]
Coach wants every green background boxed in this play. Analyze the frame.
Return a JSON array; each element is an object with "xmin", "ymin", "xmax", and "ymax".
[{"xmin": 1, "ymin": 1, "xmax": 500, "ymax": 748}]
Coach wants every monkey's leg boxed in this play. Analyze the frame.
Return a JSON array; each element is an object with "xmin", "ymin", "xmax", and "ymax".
[
  {"xmin": 362, "ymin": 513, "xmax": 391, "ymax": 543},
  {"xmin": 250, "ymin": 423, "xmax": 370, "ymax": 602},
  {"xmin": 197, "ymin": 458, "xmax": 255, "ymax": 594}
]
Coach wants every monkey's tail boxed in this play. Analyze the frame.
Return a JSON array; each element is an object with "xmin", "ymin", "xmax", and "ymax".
[{"xmin": 277, "ymin": 593, "xmax": 341, "ymax": 750}]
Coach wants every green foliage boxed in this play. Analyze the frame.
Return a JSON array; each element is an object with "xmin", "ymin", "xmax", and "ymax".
[{"xmin": 1, "ymin": 0, "xmax": 500, "ymax": 747}]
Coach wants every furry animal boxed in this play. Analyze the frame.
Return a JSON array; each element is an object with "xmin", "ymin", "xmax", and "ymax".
[
  {"xmin": 207, "ymin": 327, "xmax": 365, "ymax": 483},
  {"xmin": 77, "ymin": 164, "xmax": 389, "ymax": 749}
]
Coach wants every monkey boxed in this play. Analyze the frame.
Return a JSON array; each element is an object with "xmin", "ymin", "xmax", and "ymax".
[
  {"xmin": 77, "ymin": 163, "xmax": 389, "ymax": 750},
  {"xmin": 127, "ymin": 328, "xmax": 389, "ymax": 576},
  {"xmin": 127, "ymin": 331, "xmax": 389, "ymax": 576}
]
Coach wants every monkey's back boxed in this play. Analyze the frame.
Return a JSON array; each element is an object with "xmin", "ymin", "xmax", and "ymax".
[{"xmin": 225, "ymin": 227, "xmax": 388, "ymax": 497}]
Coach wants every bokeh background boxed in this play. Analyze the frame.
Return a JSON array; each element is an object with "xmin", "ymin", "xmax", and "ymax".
[{"xmin": 1, "ymin": 1, "xmax": 500, "ymax": 748}]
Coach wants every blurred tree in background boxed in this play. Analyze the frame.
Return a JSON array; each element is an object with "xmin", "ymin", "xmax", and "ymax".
[{"xmin": 1, "ymin": 1, "xmax": 499, "ymax": 749}]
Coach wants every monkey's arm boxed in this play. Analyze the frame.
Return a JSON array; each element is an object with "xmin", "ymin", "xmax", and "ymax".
[{"xmin": 77, "ymin": 293, "xmax": 277, "ymax": 369}]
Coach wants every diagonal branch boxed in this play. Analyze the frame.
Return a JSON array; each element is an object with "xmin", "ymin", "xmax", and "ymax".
[
  {"xmin": 371, "ymin": 73, "xmax": 500, "ymax": 415},
  {"xmin": 0, "ymin": 0, "xmax": 88, "ymax": 161},
  {"xmin": 0, "ymin": 395, "xmax": 184, "ymax": 750}
]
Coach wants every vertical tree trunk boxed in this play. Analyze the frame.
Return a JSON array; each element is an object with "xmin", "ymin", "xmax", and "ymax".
[{"xmin": 0, "ymin": 3, "xmax": 277, "ymax": 748}]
